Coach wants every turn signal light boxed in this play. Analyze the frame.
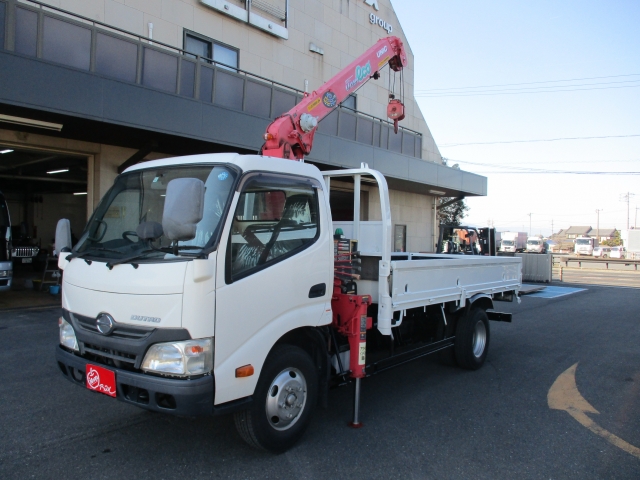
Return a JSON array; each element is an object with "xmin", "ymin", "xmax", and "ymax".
[
  {"xmin": 187, "ymin": 345, "xmax": 204, "ymax": 354},
  {"xmin": 235, "ymin": 365, "xmax": 255, "ymax": 378},
  {"xmin": 264, "ymin": 133, "xmax": 275, "ymax": 141}
]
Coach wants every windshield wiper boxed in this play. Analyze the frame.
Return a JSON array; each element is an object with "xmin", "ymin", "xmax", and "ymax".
[
  {"xmin": 104, "ymin": 245, "xmax": 204, "ymax": 269},
  {"xmin": 105, "ymin": 249, "xmax": 157, "ymax": 269},
  {"xmin": 67, "ymin": 247, "xmax": 124, "ymax": 261}
]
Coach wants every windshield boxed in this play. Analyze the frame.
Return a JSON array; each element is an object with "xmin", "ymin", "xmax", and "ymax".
[
  {"xmin": 502, "ymin": 240, "xmax": 514, "ymax": 246},
  {"xmin": 576, "ymin": 239, "xmax": 592, "ymax": 245},
  {"xmin": 527, "ymin": 240, "xmax": 540, "ymax": 245},
  {"xmin": 75, "ymin": 165, "xmax": 237, "ymax": 262}
]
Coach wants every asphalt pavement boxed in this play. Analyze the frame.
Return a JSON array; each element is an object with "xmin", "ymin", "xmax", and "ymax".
[{"xmin": 0, "ymin": 284, "xmax": 639, "ymax": 479}]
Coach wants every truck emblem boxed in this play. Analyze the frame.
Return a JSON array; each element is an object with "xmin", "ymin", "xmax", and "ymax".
[
  {"xmin": 96, "ymin": 313, "xmax": 115, "ymax": 335},
  {"xmin": 130, "ymin": 315, "xmax": 161, "ymax": 323}
]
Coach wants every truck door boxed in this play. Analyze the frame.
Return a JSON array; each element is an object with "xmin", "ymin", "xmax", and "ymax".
[{"xmin": 213, "ymin": 173, "xmax": 332, "ymax": 404}]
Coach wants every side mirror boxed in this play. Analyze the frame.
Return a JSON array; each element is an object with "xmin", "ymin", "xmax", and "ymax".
[
  {"xmin": 55, "ymin": 218, "xmax": 72, "ymax": 270},
  {"xmin": 162, "ymin": 178, "xmax": 205, "ymax": 242}
]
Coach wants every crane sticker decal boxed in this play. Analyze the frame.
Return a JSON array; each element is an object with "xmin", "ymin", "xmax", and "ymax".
[
  {"xmin": 345, "ymin": 61, "xmax": 371, "ymax": 91},
  {"xmin": 322, "ymin": 91, "xmax": 337, "ymax": 108},
  {"xmin": 307, "ymin": 98, "xmax": 322, "ymax": 112}
]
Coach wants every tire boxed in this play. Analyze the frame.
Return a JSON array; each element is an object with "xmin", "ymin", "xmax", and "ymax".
[
  {"xmin": 234, "ymin": 345, "xmax": 317, "ymax": 453},
  {"xmin": 454, "ymin": 308, "xmax": 490, "ymax": 370}
]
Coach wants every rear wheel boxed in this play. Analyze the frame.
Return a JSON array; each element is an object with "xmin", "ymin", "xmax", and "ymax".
[
  {"xmin": 454, "ymin": 308, "xmax": 490, "ymax": 370},
  {"xmin": 234, "ymin": 345, "xmax": 317, "ymax": 453}
]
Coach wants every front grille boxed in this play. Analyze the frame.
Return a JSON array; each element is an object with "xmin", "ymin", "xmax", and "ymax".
[
  {"xmin": 72, "ymin": 312, "xmax": 154, "ymax": 340},
  {"xmin": 12, "ymin": 246, "xmax": 39, "ymax": 258},
  {"xmin": 83, "ymin": 342, "xmax": 138, "ymax": 369}
]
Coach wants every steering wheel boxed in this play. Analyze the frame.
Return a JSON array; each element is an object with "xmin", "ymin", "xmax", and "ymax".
[{"xmin": 122, "ymin": 231, "xmax": 139, "ymax": 242}]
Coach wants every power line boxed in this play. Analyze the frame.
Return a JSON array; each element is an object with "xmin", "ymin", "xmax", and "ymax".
[
  {"xmin": 415, "ymin": 83, "xmax": 640, "ymax": 98},
  {"xmin": 440, "ymin": 134, "xmax": 640, "ymax": 147},
  {"xmin": 450, "ymin": 158, "xmax": 640, "ymax": 174},
  {"xmin": 416, "ymin": 77, "xmax": 640, "ymax": 95},
  {"xmin": 415, "ymin": 73, "xmax": 640, "ymax": 93}
]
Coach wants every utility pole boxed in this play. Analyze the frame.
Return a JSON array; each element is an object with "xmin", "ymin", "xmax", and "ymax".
[
  {"xmin": 528, "ymin": 213, "xmax": 532, "ymax": 237},
  {"xmin": 621, "ymin": 192, "xmax": 636, "ymax": 230},
  {"xmin": 595, "ymin": 209, "xmax": 603, "ymax": 238},
  {"xmin": 636, "ymin": 206, "xmax": 638, "ymax": 229},
  {"xmin": 551, "ymin": 219, "xmax": 554, "ymax": 236}
]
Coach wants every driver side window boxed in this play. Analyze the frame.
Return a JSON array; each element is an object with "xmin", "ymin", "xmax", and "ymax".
[{"xmin": 228, "ymin": 174, "xmax": 320, "ymax": 281}]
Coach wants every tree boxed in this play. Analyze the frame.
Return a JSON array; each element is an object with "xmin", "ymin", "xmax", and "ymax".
[
  {"xmin": 600, "ymin": 230, "xmax": 622, "ymax": 246},
  {"xmin": 438, "ymin": 157, "xmax": 469, "ymax": 225},
  {"xmin": 438, "ymin": 197, "xmax": 469, "ymax": 225}
]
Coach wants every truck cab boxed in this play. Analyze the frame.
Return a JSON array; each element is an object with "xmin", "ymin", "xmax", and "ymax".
[
  {"xmin": 55, "ymin": 153, "xmax": 521, "ymax": 452},
  {"xmin": 526, "ymin": 236, "xmax": 546, "ymax": 254},
  {"xmin": 574, "ymin": 236, "xmax": 596, "ymax": 256}
]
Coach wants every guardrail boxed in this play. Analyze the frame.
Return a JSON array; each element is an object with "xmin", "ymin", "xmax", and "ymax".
[
  {"xmin": 0, "ymin": 0, "xmax": 423, "ymax": 157},
  {"xmin": 552, "ymin": 255, "xmax": 639, "ymax": 270}
]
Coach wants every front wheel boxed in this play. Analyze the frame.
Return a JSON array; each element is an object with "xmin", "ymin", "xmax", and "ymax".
[
  {"xmin": 234, "ymin": 345, "xmax": 317, "ymax": 453},
  {"xmin": 454, "ymin": 308, "xmax": 490, "ymax": 370}
]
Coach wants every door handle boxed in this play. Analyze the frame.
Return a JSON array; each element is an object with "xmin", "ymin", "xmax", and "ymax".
[{"xmin": 308, "ymin": 283, "xmax": 326, "ymax": 298}]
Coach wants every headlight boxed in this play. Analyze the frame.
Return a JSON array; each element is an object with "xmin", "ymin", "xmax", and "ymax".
[
  {"xmin": 59, "ymin": 317, "xmax": 78, "ymax": 351},
  {"xmin": 141, "ymin": 338, "xmax": 213, "ymax": 376},
  {"xmin": 0, "ymin": 270, "xmax": 9, "ymax": 277}
]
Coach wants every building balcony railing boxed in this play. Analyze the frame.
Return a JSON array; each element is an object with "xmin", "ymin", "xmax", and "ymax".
[{"xmin": 0, "ymin": 0, "xmax": 422, "ymax": 158}]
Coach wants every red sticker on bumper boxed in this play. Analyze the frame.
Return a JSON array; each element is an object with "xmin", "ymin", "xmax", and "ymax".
[{"xmin": 86, "ymin": 364, "xmax": 116, "ymax": 397}]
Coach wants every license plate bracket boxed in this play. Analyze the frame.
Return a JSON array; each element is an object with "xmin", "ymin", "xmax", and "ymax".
[{"xmin": 86, "ymin": 364, "xmax": 117, "ymax": 397}]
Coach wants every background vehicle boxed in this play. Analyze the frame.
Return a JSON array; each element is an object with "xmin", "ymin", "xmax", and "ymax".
[
  {"xmin": 526, "ymin": 236, "xmax": 546, "ymax": 254},
  {"xmin": 10, "ymin": 224, "xmax": 40, "ymax": 269},
  {"xmin": 500, "ymin": 232, "xmax": 527, "ymax": 253},
  {"xmin": 610, "ymin": 246, "xmax": 626, "ymax": 259},
  {"xmin": 574, "ymin": 236, "xmax": 597, "ymax": 256},
  {"xmin": 593, "ymin": 246, "xmax": 611, "ymax": 258},
  {"xmin": 0, "ymin": 191, "xmax": 12, "ymax": 291}
]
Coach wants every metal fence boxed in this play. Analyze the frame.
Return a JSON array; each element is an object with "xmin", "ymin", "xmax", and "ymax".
[{"xmin": 0, "ymin": 0, "xmax": 422, "ymax": 157}]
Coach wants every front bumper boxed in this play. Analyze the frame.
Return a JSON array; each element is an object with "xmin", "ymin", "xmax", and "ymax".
[
  {"xmin": 0, "ymin": 260, "xmax": 12, "ymax": 292},
  {"xmin": 56, "ymin": 345, "xmax": 214, "ymax": 416}
]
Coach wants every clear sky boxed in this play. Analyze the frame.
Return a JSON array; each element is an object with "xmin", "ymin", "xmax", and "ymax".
[{"xmin": 392, "ymin": 0, "xmax": 640, "ymax": 236}]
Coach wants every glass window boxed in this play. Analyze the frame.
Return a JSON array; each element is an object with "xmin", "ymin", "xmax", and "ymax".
[
  {"xmin": 214, "ymin": 70, "xmax": 244, "ymax": 110},
  {"xmin": 229, "ymin": 174, "xmax": 320, "ymax": 280},
  {"xmin": 96, "ymin": 33, "xmax": 138, "ymax": 83},
  {"xmin": 15, "ymin": 7, "xmax": 38, "ymax": 57},
  {"xmin": 389, "ymin": 129, "xmax": 402, "ymax": 153},
  {"xmin": 0, "ymin": 2, "xmax": 6, "ymax": 50},
  {"xmin": 74, "ymin": 165, "xmax": 237, "ymax": 263},
  {"xmin": 200, "ymin": 66, "xmax": 214, "ymax": 102},
  {"xmin": 271, "ymin": 89, "xmax": 296, "ymax": 118},
  {"xmin": 214, "ymin": 43, "xmax": 238, "ymax": 70},
  {"xmin": 340, "ymin": 94, "xmax": 356, "ymax": 111},
  {"xmin": 394, "ymin": 225, "xmax": 406, "ymax": 252},
  {"xmin": 179, "ymin": 58, "xmax": 196, "ymax": 98},
  {"xmin": 244, "ymin": 80, "xmax": 271, "ymax": 117},
  {"xmin": 184, "ymin": 30, "xmax": 238, "ymax": 71},
  {"xmin": 356, "ymin": 117, "xmax": 373, "ymax": 145},
  {"xmin": 42, "ymin": 16, "xmax": 91, "ymax": 70},
  {"xmin": 142, "ymin": 47, "xmax": 178, "ymax": 93},
  {"xmin": 338, "ymin": 111, "xmax": 356, "ymax": 141},
  {"xmin": 185, "ymin": 33, "xmax": 211, "ymax": 60}
]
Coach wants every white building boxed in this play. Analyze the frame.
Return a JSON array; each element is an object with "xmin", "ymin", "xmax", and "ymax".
[{"xmin": 0, "ymin": 0, "xmax": 486, "ymax": 252}]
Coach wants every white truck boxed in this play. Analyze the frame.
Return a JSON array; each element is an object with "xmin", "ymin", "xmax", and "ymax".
[
  {"xmin": 500, "ymin": 231, "xmax": 527, "ymax": 253},
  {"xmin": 55, "ymin": 155, "xmax": 522, "ymax": 452},
  {"xmin": 526, "ymin": 236, "xmax": 546, "ymax": 254},
  {"xmin": 574, "ymin": 236, "xmax": 596, "ymax": 256},
  {"xmin": 53, "ymin": 38, "xmax": 522, "ymax": 453}
]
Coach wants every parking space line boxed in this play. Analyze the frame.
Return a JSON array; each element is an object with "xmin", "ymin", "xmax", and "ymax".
[
  {"xmin": 548, "ymin": 363, "xmax": 640, "ymax": 459},
  {"xmin": 528, "ymin": 286, "xmax": 586, "ymax": 299}
]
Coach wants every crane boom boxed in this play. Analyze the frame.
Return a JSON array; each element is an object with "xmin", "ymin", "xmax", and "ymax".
[{"xmin": 261, "ymin": 36, "xmax": 408, "ymax": 160}]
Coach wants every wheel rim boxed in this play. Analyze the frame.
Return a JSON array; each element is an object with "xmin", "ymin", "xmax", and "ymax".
[
  {"xmin": 265, "ymin": 367, "xmax": 307, "ymax": 431},
  {"xmin": 472, "ymin": 320, "xmax": 487, "ymax": 358}
]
